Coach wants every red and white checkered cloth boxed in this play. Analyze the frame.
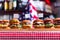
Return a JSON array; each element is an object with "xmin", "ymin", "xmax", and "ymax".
[{"xmin": 0, "ymin": 31, "xmax": 60, "ymax": 40}]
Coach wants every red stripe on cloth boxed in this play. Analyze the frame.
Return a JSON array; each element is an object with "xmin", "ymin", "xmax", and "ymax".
[
  {"xmin": 32, "ymin": 15, "xmax": 38, "ymax": 19},
  {"xmin": 45, "ymin": 0, "xmax": 51, "ymax": 5},
  {"xmin": 29, "ymin": 0, "xmax": 39, "ymax": 20},
  {"xmin": 29, "ymin": 10, "xmax": 32, "ymax": 13},
  {"xmin": 28, "ymin": 0, "xmax": 30, "ymax": 2},
  {"xmin": 30, "ymin": 3, "xmax": 37, "ymax": 11}
]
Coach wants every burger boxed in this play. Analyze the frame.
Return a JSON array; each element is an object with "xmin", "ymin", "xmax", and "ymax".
[
  {"xmin": 0, "ymin": 20, "xmax": 10, "ymax": 29},
  {"xmin": 22, "ymin": 20, "xmax": 31, "ymax": 29},
  {"xmin": 9, "ymin": 18, "xmax": 21, "ymax": 29},
  {"xmin": 44, "ymin": 18, "xmax": 54, "ymax": 28},
  {"xmin": 3, "ymin": 20, "xmax": 10, "ymax": 29},
  {"xmin": 33, "ymin": 19, "xmax": 45, "ymax": 28},
  {"xmin": 54, "ymin": 18, "xmax": 60, "ymax": 28}
]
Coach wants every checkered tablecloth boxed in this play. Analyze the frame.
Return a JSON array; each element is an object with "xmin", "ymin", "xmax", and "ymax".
[{"xmin": 0, "ymin": 31, "xmax": 60, "ymax": 40}]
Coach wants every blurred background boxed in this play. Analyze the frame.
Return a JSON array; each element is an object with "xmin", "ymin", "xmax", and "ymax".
[{"xmin": 0, "ymin": 0, "xmax": 58, "ymax": 20}]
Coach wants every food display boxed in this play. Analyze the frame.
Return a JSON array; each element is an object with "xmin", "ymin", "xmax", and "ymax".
[
  {"xmin": 33, "ymin": 19, "xmax": 45, "ymax": 28},
  {"xmin": 54, "ymin": 18, "xmax": 60, "ymax": 28},
  {"xmin": 0, "ymin": 18, "xmax": 60, "ymax": 29},
  {"xmin": 44, "ymin": 18, "xmax": 54, "ymax": 28},
  {"xmin": 22, "ymin": 20, "xmax": 32, "ymax": 29}
]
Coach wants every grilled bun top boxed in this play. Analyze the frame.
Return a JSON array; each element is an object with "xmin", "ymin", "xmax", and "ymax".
[
  {"xmin": 33, "ymin": 19, "xmax": 44, "ymax": 23},
  {"xmin": 22, "ymin": 20, "xmax": 31, "ymax": 23},
  {"xmin": 54, "ymin": 18, "xmax": 60, "ymax": 21},
  {"xmin": 10, "ymin": 18, "xmax": 20, "ymax": 24},
  {"xmin": 44, "ymin": 18, "xmax": 54, "ymax": 23},
  {"xmin": 3, "ymin": 20, "xmax": 9, "ymax": 23}
]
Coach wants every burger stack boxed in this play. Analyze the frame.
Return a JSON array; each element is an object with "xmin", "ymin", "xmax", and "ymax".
[
  {"xmin": 0, "ymin": 20, "xmax": 10, "ymax": 29},
  {"xmin": 0, "ymin": 18, "xmax": 60, "ymax": 29},
  {"xmin": 44, "ymin": 18, "xmax": 54, "ymax": 28},
  {"xmin": 9, "ymin": 19, "xmax": 21, "ymax": 29},
  {"xmin": 54, "ymin": 18, "xmax": 60, "ymax": 28},
  {"xmin": 22, "ymin": 20, "xmax": 32, "ymax": 29},
  {"xmin": 33, "ymin": 19, "xmax": 45, "ymax": 28}
]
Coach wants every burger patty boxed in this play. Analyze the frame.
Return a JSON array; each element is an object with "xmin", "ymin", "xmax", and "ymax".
[
  {"xmin": 55, "ymin": 23, "xmax": 60, "ymax": 25},
  {"xmin": 10, "ymin": 24, "xmax": 20, "ymax": 28},
  {"xmin": 55, "ymin": 21, "xmax": 60, "ymax": 25},
  {"xmin": 33, "ymin": 23, "xmax": 44, "ymax": 25}
]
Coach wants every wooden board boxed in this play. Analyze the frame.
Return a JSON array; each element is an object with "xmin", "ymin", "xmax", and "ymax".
[{"xmin": 0, "ymin": 28, "xmax": 60, "ymax": 32}]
